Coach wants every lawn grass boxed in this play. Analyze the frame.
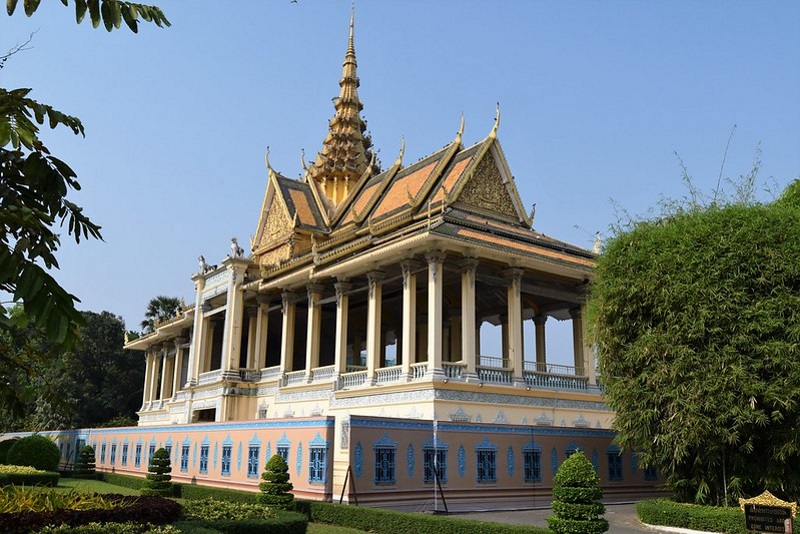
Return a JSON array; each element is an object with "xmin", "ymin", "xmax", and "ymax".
[{"xmin": 54, "ymin": 477, "xmax": 141, "ymax": 496}]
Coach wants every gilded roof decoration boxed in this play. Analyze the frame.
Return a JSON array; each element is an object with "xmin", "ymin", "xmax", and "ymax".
[{"xmin": 456, "ymin": 153, "xmax": 518, "ymax": 220}]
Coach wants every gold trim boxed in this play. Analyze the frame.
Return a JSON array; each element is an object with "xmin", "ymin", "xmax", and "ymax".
[{"xmin": 739, "ymin": 491, "xmax": 796, "ymax": 517}]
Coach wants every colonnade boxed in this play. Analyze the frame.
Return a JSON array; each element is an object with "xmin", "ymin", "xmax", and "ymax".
[{"xmin": 141, "ymin": 252, "xmax": 596, "ymax": 409}]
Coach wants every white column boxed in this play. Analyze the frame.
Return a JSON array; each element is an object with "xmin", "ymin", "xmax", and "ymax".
[
  {"xmin": 460, "ymin": 258, "xmax": 478, "ymax": 380},
  {"xmin": 171, "ymin": 338, "xmax": 186, "ymax": 397},
  {"xmin": 142, "ymin": 351, "xmax": 153, "ymax": 407},
  {"xmin": 400, "ymin": 261, "xmax": 417, "ymax": 380},
  {"xmin": 334, "ymin": 281, "xmax": 351, "ymax": 377},
  {"xmin": 254, "ymin": 295, "xmax": 269, "ymax": 369},
  {"xmin": 245, "ymin": 308, "xmax": 257, "ymax": 370},
  {"xmin": 534, "ymin": 315, "xmax": 547, "ymax": 372},
  {"xmin": 157, "ymin": 346, "xmax": 168, "ymax": 401},
  {"xmin": 221, "ymin": 261, "xmax": 247, "ymax": 376},
  {"xmin": 366, "ymin": 271, "xmax": 385, "ymax": 384},
  {"xmin": 504, "ymin": 268, "xmax": 525, "ymax": 387},
  {"xmin": 150, "ymin": 345, "xmax": 162, "ymax": 402},
  {"xmin": 280, "ymin": 291, "xmax": 297, "ymax": 373},
  {"xmin": 185, "ymin": 276, "xmax": 206, "ymax": 387},
  {"xmin": 305, "ymin": 284, "xmax": 325, "ymax": 381},
  {"xmin": 426, "ymin": 251, "xmax": 445, "ymax": 379}
]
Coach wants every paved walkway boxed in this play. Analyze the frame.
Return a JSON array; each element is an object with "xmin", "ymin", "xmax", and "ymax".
[{"xmin": 456, "ymin": 503, "xmax": 712, "ymax": 534}]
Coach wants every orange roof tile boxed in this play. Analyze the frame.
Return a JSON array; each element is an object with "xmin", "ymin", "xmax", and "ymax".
[
  {"xmin": 341, "ymin": 179, "xmax": 383, "ymax": 225},
  {"xmin": 455, "ymin": 228, "xmax": 595, "ymax": 268},
  {"xmin": 372, "ymin": 160, "xmax": 438, "ymax": 218},
  {"xmin": 431, "ymin": 156, "xmax": 472, "ymax": 204},
  {"xmin": 288, "ymin": 189, "xmax": 316, "ymax": 227}
]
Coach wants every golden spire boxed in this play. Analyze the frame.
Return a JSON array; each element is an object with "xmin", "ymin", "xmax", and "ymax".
[{"xmin": 307, "ymin": 7, "xmax": 378, "ymax": 204}]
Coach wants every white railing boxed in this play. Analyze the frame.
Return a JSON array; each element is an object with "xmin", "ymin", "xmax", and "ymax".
[
  {"xmin": 341, "ymin": 370, "xmax": 368, "ymax": 388},
  {"xmin": 411, "ymin": 362, "xmax": 428, "ymax": 380},
  {"xmin": 284, "ymin": 370, "xmax": 307, "ymax": 386},
  {"xmin": 376, "ymin": 365, "xmax": 403, "ymax": 384},
  {"xmin": 523, "ymin": 361, "xmax": 585, "ymax": 376},
  {"xmin": 523, "ymin": 371, "xmax": 589, "ymax": 390},
  {"xmin": 198, "ymin": 369, "xmax": 223, "ymax": 386},
  {"xmin": 260, "ymin": 366, "xmax": 282, "ymax": 382},
  {"xmin": 312, "ymin": 365, "xmax": 336, "ymax": 382},
  {"xmin": 477, "ymin": 366, "xmax": 513, "ymax": 384},
  {"xmin": 443, "ymin": 362, "xmax": 466, "ymax": 379}
]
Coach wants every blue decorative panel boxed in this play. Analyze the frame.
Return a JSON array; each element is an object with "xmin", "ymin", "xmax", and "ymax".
[
  {"xmin": 373, "ymin": 434, "xmax": 397, "ymax": 448},
  {"xmin": 473, "ymin": 437, "xmax": 497, "ymax": 451},
  {"xmin": 213, "ymin": 442, "xmax": 218, "ymax": 470},
  {"xmin": 277, "ymin": 433, "xmax": 291, "ymax": 447},
  {"xmin": 507, "ymin": 446, "xmax": 515, "ymax": 478},
  {"xmin": 237, "ymin": 442, "xmax": 243, "ymax": 472},
  {"xmin": 551, "ymin": 447, "xmax": 558, "ymax": 476},
  {"xmin": 592, "ymin": 449, "xmax": 599, "ymax": 472},
  {"xmin": 266, "ymin": 442, "xmax": 272, "ymax": 460},
  {"xmin": 183, "ymin": 436, "xmax": 191, "ymax": 445},
  {"xmin": 522, "ymin": 439, "xmax": 541, "ymax": 452},
  {"xmin": 249, "ymin": 433, "xmax": 262, "ymax": 446},
  {"xmin": 565, "ymin": 440, "xmax": 580, "ymax": 456},
  {"xmin": 631, "ymin": 451, "xmax": 638, "ymax": 472},
  {"xmin": 354, "ymin": 442, "xmax": 363, "ymax": 479},
  {"xmin": 458, "ymin": 445, "xmax": 466, "ymax": 478},
  {"xmin": 222, "ymin": 434, "xmax": 233, "ymax": 446},
  {"xmin": 296, "ymin": 441, "xmax": 303, "ymax": 477},
  {"xmin": 192, "ymin": 443, "xmax": 197, "ymax": 468},
  {"xmin": 407, "ymin": 444, "xmax": 415, "ymax": 478},
  {"xmin": 422, "ymin": 436, "xmax": 448, "ymax": 450},
  {"xmin": 309, "ymin": 432, "xmax": 327, "ymax": 447}
]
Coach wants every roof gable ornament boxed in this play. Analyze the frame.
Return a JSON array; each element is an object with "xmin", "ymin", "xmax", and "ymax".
[{"xmin": 489, "ymin": 102, "xmax": 500, "ymax": 139}]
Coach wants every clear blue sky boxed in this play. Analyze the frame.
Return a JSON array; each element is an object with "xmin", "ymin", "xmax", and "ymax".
[{"xmin": 2, "ymin": 1, "xmax": 799, "ymax": 361}]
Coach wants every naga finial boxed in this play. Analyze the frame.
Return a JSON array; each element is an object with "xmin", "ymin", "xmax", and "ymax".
[
  {"xmin": 264, "ymin": 146, "xmax": 273, "ymax": 172},
  {"xmin": 489, "ymin": 102, "xmax": 501, "ymax": 139},
  {"xmin": 394, "ymin": 136, "xmax": 405, "ymax": 167},
  {"xmin": 456, "ymin": 112, "xmax": 465, "ymax": 144}
]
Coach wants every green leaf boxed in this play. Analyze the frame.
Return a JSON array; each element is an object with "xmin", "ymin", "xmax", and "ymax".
[
  {"xmin": 75, "ymin": 0, "xmax": 87, "ymax": 24},
  {"xmin": 120, "ymin": 4, "xmax": 137, "ymax": 32},
  {"xmin": 109, "ymin": 0, "xmax": 121, "ymax": 29},
  {"xmin": 7, "ymin": 0, "xmax": 19, "ymax": 16},
  {"xmin": 100, "ymin": 0, "xmax": 112, "ymax": 31},
  {"xmin": 87, "ymin": 0, "xmax": 100, "ymax": 28},
  {"xmin": 22, "ymin": 0, "xmax": 40, "ymax": 17}
]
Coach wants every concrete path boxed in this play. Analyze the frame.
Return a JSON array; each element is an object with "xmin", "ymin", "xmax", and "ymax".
[{"xmin": 456, "ymin": 503, "xmax": 713, "ymax": 534}]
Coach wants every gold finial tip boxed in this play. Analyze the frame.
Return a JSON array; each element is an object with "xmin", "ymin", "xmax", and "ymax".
[
  {"xmin": 490, "ymin": 102, "xmax": 501, "ymax": 139},
  {"xmin": 456, "ymin": 113, "xmax": 465, "ymax": 141},
  {"xmin": 265, "ymin": 146, "xmax": 272, "ymax": 171}
]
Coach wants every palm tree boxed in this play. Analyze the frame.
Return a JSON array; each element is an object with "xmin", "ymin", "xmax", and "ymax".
[{"xmin": 140, "ymin": 295, "xmax": 182, "ymax": 333}]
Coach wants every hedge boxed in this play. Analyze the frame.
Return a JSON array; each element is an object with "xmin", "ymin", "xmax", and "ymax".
[
  {"xmin": 308, "ymin": 501, "xmax": 551, "ymax": 534},
  {"xmin": 99, "ymin": 472, "xmax": 148, "ymax": 490},
  {"xmin": 0, "ymin": 470, "xmax": 60, "ymax": 487},
  {"xmin": 178, "ymin": 511, "xmax": 307, "ymax": 534},
  {"xmin": 179, "ymin": 483, "xmax": 260, "ymax": 504},
  {"xmin": 637, "ymin": 499, "xmax": 797, "ymax": 534},
  {"xmin": 0, "ymin": 494, "xmax": 182, "ymax": 534}
]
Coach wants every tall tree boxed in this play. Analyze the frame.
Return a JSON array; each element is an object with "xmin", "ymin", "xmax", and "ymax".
[
  {"xmin": 1, "ymin": 1, "xmax": 169, "ymax": 358},
  {"xmin": 589, "ymin": 179, "xmax": 800, "ymax": 504},
  {"xmin": 140, "ymin": 295, "xmax": 182, "ymax": 333}
]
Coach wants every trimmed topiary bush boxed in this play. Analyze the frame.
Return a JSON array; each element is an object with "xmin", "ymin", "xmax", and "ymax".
[
  {"xmin": 0, "ymin": 438, "xmax": 19, "ymax": 464},
  {"xmin": 74, "ymin": 445, "xmax": 97, "ymax": 479},
  {"xmin": 258, "ymin": 454, "xmax": 295, "ymax": 509},
  {"xmin": 547, "ymin": 451, "xmax": 608, "ymax": 534},
  {"xmin": 6, "ymin": 434, "xmax": 61, "ymax": 471},
  {"xmin": 141, "ymin": 448, "xmax": 172, "ymax": 497}
]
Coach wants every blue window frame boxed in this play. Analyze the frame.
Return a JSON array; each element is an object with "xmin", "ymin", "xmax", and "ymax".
[
  {"xmin": 309, "ymin": 446, "xmax": 327, "ymax": 484},
  {"xmin": 221, "ymin": 445, "xmax": 232, "ymax": 476},
  {"xmin": 644, "ymin": 465, "xmax": 658, "ymax": 481},
  {"xmin": 277, "ymin": 446, "xmax": 289, "ymax": 462},
  {"xmin": 165, "ymin": 444, "xmax": 172, "ymax": 457},
  {"xmin": 180, "ymin": 445, "xmax": 190, "ymax": 472},
  {"xmin": 134, "ymin": 444, "xmax": 142, "ymax": 467},
  {"xmin": 148, "ymin": 445, "xmax": 156, "ymax": 466},
  {"xmin": 110, "ymin": 444, "xmax": 117, "ymax": 465},
  {"xmin": 247, "ymin": 446, "xmax": 260, "ymax": 478},
  {"xmin": 523, "ymin": 450, "xmax": 542, "ymax": 482},
  {"xmin": 476, "ymin": 449, "xmax": 497, "ymax": 483},
  {"xmin": 121, "ymin": 444, "xmax": 128, "ymax": 466},
  {"xmin": 374, "ymin": 447, "xmax": 396, "ymax": 485},
  {"xmin": 100, "ymin": 443, "xmax": 106, "ymax": 464},
  {"xmin": 199, "ymin": 445, "xmax": 209, "ymax": 474},
  {"xmin": 608, "ymin": 452, "xmax": 623, "ymax": 481},
  {"xmin": 423, "ymin": 448, "xmax": 447, "ymax": 483}
]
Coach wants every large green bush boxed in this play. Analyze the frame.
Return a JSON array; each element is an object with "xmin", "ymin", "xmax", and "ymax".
[
  {"xmin": 258, "ymin": 454, "xmax": 294, "ymax": 508},
  {"xmin": 546, "ymin": 451, "xmax": 608, "ymax": 534},
  {"xmin": 0, "ymin": 438, "xmax": 19, "ymax": 464},
  {"xmin": 6, "ymin": 434, "xmax": 60, "ymax": 471},
  {"xmin": 637, "ymin": 499, "xmax": 796, "ymax": 534},
  {"xmin": 141, "ymin": 448, "xmax": 172, "ymax": 497}
]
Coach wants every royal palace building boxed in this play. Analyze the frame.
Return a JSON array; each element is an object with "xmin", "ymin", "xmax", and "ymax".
[{"xmin": 3, "ymin": 14, "xmax": 661, "ymax": 511}]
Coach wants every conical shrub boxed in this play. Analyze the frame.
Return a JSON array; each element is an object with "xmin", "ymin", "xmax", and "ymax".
[
  {"xmin": 258, "ymin": 454, "xmax": 294, "ymax": 508},
  {"xmin": 141, "ymin": 447, "xmax": 173, "ymax": 497},
  {"xmin": 547, "ymin": 450, "xmax": 608, "ymax": 534}
]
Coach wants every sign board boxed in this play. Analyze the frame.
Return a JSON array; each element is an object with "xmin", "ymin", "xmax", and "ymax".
[
  {"xmin": 740, "ymin": 491, "xmax": 796, "ymax": 534},
  {"xmin": 744, "ymin": 504, "xmax": 792, "ymax": 533}
]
